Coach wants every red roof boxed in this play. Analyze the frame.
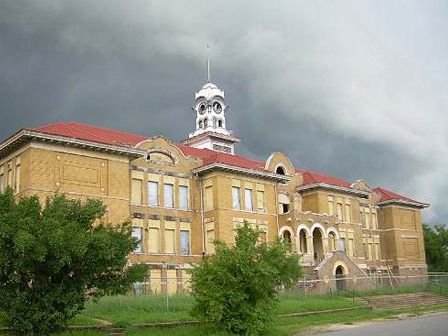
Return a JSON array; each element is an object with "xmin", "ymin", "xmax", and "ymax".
[
  {"xmin": 25, "ymin": 122, "xmax": 425, "ymax": 205},
  {"xmin": 33, "ymin": 122, "xmax": 147, "ymax": 147},
  {"xmin": 296, "ymin": 168, "xmax": 352, "ymax": 188},
  {"xmin": 373, "ymin": 187, "xmax": 424, "ymax": 205}
]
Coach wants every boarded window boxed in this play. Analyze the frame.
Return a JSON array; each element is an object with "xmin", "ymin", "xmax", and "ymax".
[
  {"xmin": 204, "ymin": 186, "xmax": 213, "ymax": 210},
  {"xmin": 347, "ymin": 238, "xmax": 354, "ymax": 257},
  {"xmin": 179, "ymin": 185, "xmax": 188, "ymax": 210},
  {"xmin": 148, "ymin": 228, "xmax": 159, "ymax": 253},
  {"xmin": 245, "ymin": 188, "xmax": 253, "ymax": 211},
  {"xmin": 232, "ymin": 186, "xmax": 240, "ymax": 210},
  {"xmin": 367, "ymin": 243, "xmax": 373, "ymax": 259},
  {"xmin": 371, "ymin": 212, "xmax": 377, "ymax": 229},
  {"xmin": 365, "ymin": 207, "xmax": 371, "ymax": 229},
  {"xmin": 131, "ymin": 179, "xmax": 143, "ymax": 204},
  {"xmin": 165, "ymin": 229, "xmax": 175, "ymax": 253},
  {"xmin": 148, "ymin": 181, "xmax": 158, "ymax": 206},
  {"xmin": 14, "ymin": 165, "xmax": 21, "ymax": 192},
  {"xmin": 164, "ymin": 183, "xmax": 174, "ymax": 208},
  {"xmin": 374, "ymin": 242, "xmax": 380, "ymax": 260},
  {"xmin": 180, "ymin": 230, "xmax": 190, "ymax": 255},
  {"xmin": 403, "ymin": 238, "xmax": 419, "ymax": 258},
  {"xmin": 131, "ymin": 227, "xmax": 143, "ymax": 253},
  {"xmin": 257, "ymin": 190, "xmax": 265, "ymax": 212},
  {"xmin": 344, "ymin": 203, "xmax": 351, "ymax": 222},
  {"xmin": 339, "ymin": 238, "xmax": 346, "ymax": 252},
  {"xmin": 327, "ymin": 196, "xmax": 335, "ymax": 215},
  {"xmin": 206, "ymin": 229, "xmax": 215, "ymax": 254}
]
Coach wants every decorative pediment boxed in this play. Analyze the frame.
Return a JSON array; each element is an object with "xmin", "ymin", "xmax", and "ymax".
[
  {"xmin": 265, "ymin": 152, "xmax": 296, "ymax": 176},
  {"xmin": 351, "ymin": 179, "xmax": 373, "ymax": 193}
]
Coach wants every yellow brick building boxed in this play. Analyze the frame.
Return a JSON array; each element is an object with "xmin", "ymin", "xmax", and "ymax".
[{"xmin": 0, "ymin": 81, "xmax": 429, "ymax": 293}]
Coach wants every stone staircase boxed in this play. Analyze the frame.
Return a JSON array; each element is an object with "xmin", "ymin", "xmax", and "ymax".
[{"xmin": 365, "ymin": 292, "xmax": 448, "ymax": 311}]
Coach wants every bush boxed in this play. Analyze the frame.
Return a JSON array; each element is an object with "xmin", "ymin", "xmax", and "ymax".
[
  {"xmin": 0, "ymin": 188, "xmax": 147, "ymax": 334},
  {"xmin": 189, "ymin": 222, "xmax": 301, "ymax": 335}
]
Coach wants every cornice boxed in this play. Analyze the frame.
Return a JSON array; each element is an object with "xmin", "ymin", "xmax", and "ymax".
[{"xmin": 297, "ymin": 183, "xmax": 371, "ymax": 198}]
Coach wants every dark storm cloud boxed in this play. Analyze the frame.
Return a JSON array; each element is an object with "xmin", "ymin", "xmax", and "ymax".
[{"xmin": 1, "ymin": 0, "xmax": 447, "ymax": 223}]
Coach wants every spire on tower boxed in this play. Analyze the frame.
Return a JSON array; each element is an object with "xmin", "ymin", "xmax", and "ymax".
[{"xmin": 207, "ymin": 43, "xmax": 211, "ymax": 83}]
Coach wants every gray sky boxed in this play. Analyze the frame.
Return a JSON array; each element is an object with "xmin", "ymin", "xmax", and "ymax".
[{"xmin": 1, "ymin": 1, "xmax": 447, "ymax": 224}]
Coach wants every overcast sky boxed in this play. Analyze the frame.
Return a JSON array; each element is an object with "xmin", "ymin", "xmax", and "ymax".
[{"xmin": 1, "ymin": 1, "xmax": 447, "ymax": 224}]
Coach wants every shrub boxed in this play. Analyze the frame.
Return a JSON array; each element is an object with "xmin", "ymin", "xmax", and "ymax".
[{"xmin": 189, "ymin": 222, "xmax": 301, "ymax": 335}]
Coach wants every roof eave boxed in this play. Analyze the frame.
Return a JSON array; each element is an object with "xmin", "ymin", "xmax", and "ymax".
[
  {"xmin": 377, "ymin": 199, "xmax": 429, "ymax": 209},
  {"xmin": 0, "ymin": 130, "xmax": 146, "ymax": 160},
  {"xmin": 192, "ymin": 163, "xmax": 291, "ymax": 183},
  {"xmin": 297, "ymin": 183, "xmax": 371, "ymax": 198}
]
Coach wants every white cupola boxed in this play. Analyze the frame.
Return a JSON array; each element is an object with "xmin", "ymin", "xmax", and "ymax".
[{"xmin": 182, "ymin": 81, "xmax": 240, "ymax": 154}]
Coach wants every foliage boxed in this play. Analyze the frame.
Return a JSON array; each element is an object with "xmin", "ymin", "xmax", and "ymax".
[
  {"xmin": 0, "ymin": 188, "xmax": 147, "ymax": 335},
  {"xmin": 423, "ymin": 223, "xmax": 448, "ymax": 272},
  {"xmin": 189, "ymin": 222, "xmax": 302, "ymax": 336}
]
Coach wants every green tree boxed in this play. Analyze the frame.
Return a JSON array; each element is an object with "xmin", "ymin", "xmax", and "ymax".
[
  {"xmin": 424, "ymin": 223, "xmax": 448, "ymax": 272},
  {"xmin": 189, "ymin": 222, "xmax": 301, "ymax": 336},
  {"xmin": 0, "ymin": 188, "xmax": 147, "ymax": 335}
]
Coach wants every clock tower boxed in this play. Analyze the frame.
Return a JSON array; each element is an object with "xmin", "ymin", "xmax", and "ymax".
[{"xmin": 182, "ymin": 81, "xmax": 240, "ymax": 154}]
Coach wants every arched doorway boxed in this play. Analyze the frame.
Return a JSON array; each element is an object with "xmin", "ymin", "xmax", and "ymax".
[
  {"xmin": 299, "ymin": 229, "xmax": 307, "ymax": 253},
  {"xmin": 335, "ymin": 265, "xmax": 346, "ymax": 290},
  {"xmin": 282, "ymin": 230, "xmax": 292, "ymax": 252},
  {"xmin": 312, "ymin": 228, "xmax": 324, "ymax": 261}
]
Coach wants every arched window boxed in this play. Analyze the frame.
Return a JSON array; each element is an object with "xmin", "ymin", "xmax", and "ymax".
[
  {"xmin": 276, "ymin": 166, "xmax": 286, "ymax": 175},
  {"xmin": 204, "ymin": 118, "xmax": 208, "ymax": 127},
  {"xmin": 299, "ymin": 229, "xmax": 308, "ymax": 253},
  {"xmin": 282, "ymin": 230, "xmax": 292, "ymax": 251},
  {"xmin": 218, "ymin": 119, "xmax": 223, "ymax": 127},
  {"xmin": 198, "ymin": 120, "xmax": 203, "ymax": 129},
  {"xmin": 213, "ymin": 117, "xmax": 217, "ymax": 128}
]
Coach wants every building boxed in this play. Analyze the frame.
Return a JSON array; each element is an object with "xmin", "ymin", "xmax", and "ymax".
[{"xmin": 0, "ymin": 80, "xmax": 429, "ymax": 293}]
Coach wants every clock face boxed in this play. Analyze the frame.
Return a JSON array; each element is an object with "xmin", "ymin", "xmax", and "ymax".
[
  {"xmin": 213, "ymin": 101, "xmax": 222, "ymax": 113},
  {"xmin": 198, "ymin": 103, "xmax": 206, "ymax": 115}
]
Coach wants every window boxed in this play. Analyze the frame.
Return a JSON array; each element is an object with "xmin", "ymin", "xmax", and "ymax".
[
  {"xmin": 367, "ymin": 243, "xmax": 373, "ymax": 260},
  {"xmin": 245, "ymin": 188, "xmax": 253, "ymax": 211},
  {"xmin": 0, "ymin": 174, "xmax": 3, "ymax": 192},
  {"xmin": 339, "ymin": 238, "xmax": 346, "ymax": 252},
  {"xmin": 278, "ymin": 193, "xmax": 290, "ymax": 214},
  {"xmin": 179, "ymin": 185, "xmax": 189, "ymax": 210},
  {"xmin": 131, "ymin": 227, "xmax": 143, "ymax": 253},
  {"xmin": 164, "ymin": 183, "xmax": 174, "ymax": 208},
  {"xmin": 180, "ymin": 230, "xmax": 190, "ymax": 255},
  {"xmin": 148, "ymin": 181, "xmax": 158, "ymax": 206},
  {"xmin": 14, "ymin": 162, "xmax": 20, "ymax": 193},
  {"xmin": 131, "ymin": 179, "xmax": 143, "ymax": 204},
  {"xmin": 336, "ymin": 202, "xmax": 343, "ymax": 220},
  {"xmin": 374, "ymin": 243, "xmax": 380, "ymax": 260},
  {"xmin": 204, "ymin": 118, "xmax": 208, "ymax": 127},
  {"xmin": 328, "ymin": 232, "xmax": 336, "ymax": 251},
  {"xmin": 7, "ymin": 165, "xmax": 13, "ymax": 187},
  {"xmin": 360, "ymin": 207, "xmax": 365, "ymax": 227},
  {"xmin": 213, "ymin": 117, "xmax": 217, "ymax": 127},
  {"xmin": 232, "ymin": 186, "xmax": 240, "ymax": 210},
  {"xmin": 206, "ymin": 229, "xmax": 215, "ymax": 254},
  {"xmin": 165, "ymin": 229, "xmax": 175, "ymax": 253},
  {"xmin": 348, "ymin": 238, "xmax": 355, "ymax": 257},
  {"xmin": 275, "ymin": 166, "xmax": 286, "ymax": 175},
  {"xmin": 148, "ymin": 228, "xmax": 159, "ymax": 253},
  {"xmin": 218, "ymin": 119, "xmax": 222, "ymax": 127},
  {"xmin": 344, "ymin": 202, "xmax": 351, "ymax": 222},
  {"xmin": 328, "ymin": 196, "xmax": 335, "ymax": 215},
  {"xmin": 204, "ymin": 186, "xmax": 213, "ymax": 210},
  {"xmin": 371, "ymin": 211, "xmax": 377, "ymax": 229},
  {"xmin": 365, "ymin": 207, "xmax": 371, "ymax": 229},
  {"xmin": 198, "ymin": 120, "xmax": 203, "ymax": 128},
  {"xmin": 256, "ymin": 190, "xmax": 265, "ymax": 212}
]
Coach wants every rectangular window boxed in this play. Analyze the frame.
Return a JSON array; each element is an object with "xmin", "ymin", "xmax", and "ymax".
[
  {"xmin": 327, "ymin": 196, "xmax": 334, "ymax": 215},
  {"xmin": 131, "ymin": 179, "xmax": 143, "ymax": 204},
  {"xmin": 131, "ymin": 227, "xmax": 143, "ymax": 253},
  {"xmin": 365, "ymin": 207, "xmax": 371, "ymax": 229},
  {"xmin": 367, "ymin": 243, "xmax": 373, "ymax": 260},
  {"xmin": 180, "ymin": 230, "xmax": 190, "ymax": 255},
  {"xmin": 179, "ymin": 185, "xmax": 189, "ymax": 210},
  {"xmin": 148, "ymin": 181, "xmax": 158, "ymax": 206},
  {"xmin": 336, "ymin": 203, "xmax": 343, "ymax": 220},
  {"xmin": 204, "ymin": 186, "xmax": 213, "ymax": 210},
  {"xmin": 256, "ymin": 190, "xmax": 265, "ymax": 212},
  {"xmin": 0, "ymin": 174, "xmax": 3, "ymax": 192},
  {"xmin": 344, "ymin": 203, "xmax": 351, "ymax": 222},
  {"xmin": 7, "ymin": 166, "xmax": 13, "ymax": 187},
  {"xmin": 348, "ymin": 238, "xmax": 355, "ymax": 257},
  {"xmin": 148, "ymin": 228, "xmax": 159, "ymax": 253},
  {"xmin": 339, "ymin": 238, "xmax": 346, "ymax": 252},
  {"xmin": 374, "ymin": 242, "xmax": 380, "ymax": 260},
  {"xmin": 371, "ymin": 212, "xmax": 377, "ymax": 230},
  {"xmin": 165, "ymin": 229, "xmax": 175, "ymax": 253},
  {"xmin": 14, "ymin": 165, "xmax": 21, "ymax": 193},
  {"xmin": 232, "ymin": 186, "xmax": 240, "ymax": 210},
  {"xmin": 164, "ymin": 183, "xmax": 174, "ymax": 208},
  {"xmin": 206, "ymin": 229, "xmax": 215, "ymax": 254},
  {"xmin": 245, "ymin": 188, "xmax": 253, "ymax": 211},
  {"xmin": 360, "ymin": 207, "xmax": 366, "ymax": 227}
]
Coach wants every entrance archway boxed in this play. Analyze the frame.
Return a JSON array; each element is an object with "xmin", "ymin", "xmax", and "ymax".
[
  {"xmin": 312, "ymin": 228, "xmax": 324, "ymax": 261},
  {"xmin": 282, "ymin": 230, "xmax": 292, "ymax": 252},
  {"xmin": 299, "ymin": 229, "xmax": 307, "ymax": 253},
  {"xmin": 335, "ymin": 265, "xmax": 346, "ymax": 290}
]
